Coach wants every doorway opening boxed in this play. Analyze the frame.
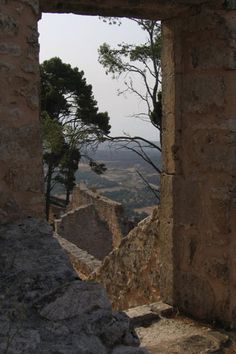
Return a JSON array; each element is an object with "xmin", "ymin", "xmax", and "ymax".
[{"xmin": 39, "ymin": 13, "xmax": 162, "ymax": 311}]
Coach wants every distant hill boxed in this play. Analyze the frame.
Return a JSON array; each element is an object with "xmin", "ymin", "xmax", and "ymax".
[
  {"xmin": 52, "ymin": 140, "xmax": 161, "ymax": 220},
  {"xmin": 83, "ymin": 141, "xmax": 162, "ymax": 170}
]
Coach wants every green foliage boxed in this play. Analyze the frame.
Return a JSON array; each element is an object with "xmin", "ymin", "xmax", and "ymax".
[
  {"xmin": 89, "ymin": 160, "xmax": 107, "ymax": 175},
  {"xmin": 40, "ymin": 57, "xmax": 111, "ymax": 218},
  {"xmin": 41, "ymin": 112, "xmax": 65, "ymax": 167},
  {"xmin": 41, "ymin": 57, "xmax": 110, "ymax": 134},
  {"xmin": 150, "ymin": 91, "xmax": 162, "ymax": 131},
  {"xmin": 55, "ymin": 145, "xmax": 81, "ymax": 204}
]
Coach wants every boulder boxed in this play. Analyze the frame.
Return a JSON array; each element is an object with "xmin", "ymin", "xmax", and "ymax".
[{"xmin": 0, "ymin": 218, "xmax": 147, "ymax": 353}]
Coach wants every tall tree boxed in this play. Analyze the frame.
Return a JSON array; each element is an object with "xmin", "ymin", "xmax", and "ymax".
[
  {"xmin": 55, "ymin": 143, "xmax": 81, "ymax": 205},
  {"xmin": 42, "ymin": 112, "xmax": 66, "ymax": 219},
  {"xmin": 41, "ymin": 57, "xmax": 110, "ymax": 219}
]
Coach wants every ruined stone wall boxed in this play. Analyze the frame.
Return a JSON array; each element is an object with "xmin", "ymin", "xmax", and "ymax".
[
  {"xmin": 92, "ymin": 208, "xmax": 160, "ymax": 310},
  {"xmin": 0, "ymin": 0, "xmax": 44, "ymax": 223},
  {"xmin": 55, "ymin": 204, "xmax": 113, "ymax": 260},
  {"xmin": 54, "ymin": 233, "xmax": 102, "ymax": 279},
  {"xmin": 160, "ymin": 4, "xmax": 236, "ymax": 325},
  {"xmin": 68, "ymin": 185, "xmax": 129, "ymax": 248}
]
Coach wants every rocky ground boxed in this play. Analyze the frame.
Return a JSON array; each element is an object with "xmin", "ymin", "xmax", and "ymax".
[
  {"xmin": 126, "ymin": 303, "xmax": 236, "ymax": 353},
  {"xmin": 0, "ymin": 218, "xmax": 147, "ymax": 354},
  {"xmin": 1, "ymin": 218, "xmax": 236, "ymax": 354}
]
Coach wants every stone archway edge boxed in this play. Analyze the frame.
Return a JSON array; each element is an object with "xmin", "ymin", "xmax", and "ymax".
[{"xmin": 39, "ymin": 0, "xmax": 218, "ymax": 20}]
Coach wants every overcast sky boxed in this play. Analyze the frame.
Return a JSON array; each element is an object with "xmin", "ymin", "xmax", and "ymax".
[{"xmin": 38, "ymin": 14, "xmax": 158, "ymax": 140}]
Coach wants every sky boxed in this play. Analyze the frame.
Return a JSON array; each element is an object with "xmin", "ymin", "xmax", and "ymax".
[{"xmin": 38, "ymin": 14, "xmax": 158, "ymax": 140}]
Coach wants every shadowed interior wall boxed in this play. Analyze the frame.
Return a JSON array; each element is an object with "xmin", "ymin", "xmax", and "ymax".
[
  {"xmin": 0, "ymin": 0, "xmax": 44, "ymax": 223},
  {"xmin": 68, "ymin": 186, "xmax": 129, "ymax": 248},
  {"xmin": 55, "ymin": 204, "xmax": 113, "ymax": 260}
]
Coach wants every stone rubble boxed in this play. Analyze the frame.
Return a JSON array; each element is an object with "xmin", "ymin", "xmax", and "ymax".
[{"xmin": 0, "ymin": 218, "xmax": 148, "ymax": 354}]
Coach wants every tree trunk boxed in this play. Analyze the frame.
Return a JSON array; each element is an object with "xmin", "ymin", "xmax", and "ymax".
[
  {"xmin": 65, "ymin": 187, "xmax": 70, "ymax": 205},
  {"xmin": 45, "ymin": 164, "xmax": 53, "ymax": 221}
]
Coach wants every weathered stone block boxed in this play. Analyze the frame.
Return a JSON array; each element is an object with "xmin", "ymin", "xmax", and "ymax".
[
  {"xmin": 188, "ymin": 41, "xmax": 236, "ymax": 70},
  {"xmin": 182, "ymin": 75, "xmax": 225, "ymax": 114},
  {"xmin": 161, "ymin": 6, "xmax": 236, "ymax": 326},
  {"xmin": 0, "ymin": 0, "xmax": 44, "ymax": 222},
  {"xmin": 39, "ymin": 0, "xmax": 209, "ymax": 21},
  {"xmin": 175, "ymin": 271, "xmax": 215, "ymax": 320},
  {"xmin": 39, "ymin": 281, "xmax": 111, "ymax": 321},
  {"xmin": 181, "ymin": 128, "xmax": 236, "ymax": 174},
  {"xmin": 0, "ymin": 42, "xmax": 21, "ymax": 56},
  {"xmin": 205, "ymin": 256, "xmax": 229, "ymax": 284},
  {"xmin": 0, "ymin": 13, "xmax": 18, "ymax": 36},
  {"xmin": 159, "ymin": 219, "xmax": 174, "ymax": 305},
  {"xmin": 174, "ymin": 224, "xmax": 199, "ymax": 270}
]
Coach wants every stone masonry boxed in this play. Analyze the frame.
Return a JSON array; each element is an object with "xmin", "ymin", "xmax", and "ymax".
[
  {"xmin": 1, "ymin": 0, "xmax": 236, "ymax": 328},
  {"xmin": 92, "ymin": 208, "xmax": 160, "ymax": 311},
  {"xmin": 0, "ymin": 0, "xmax": 44, "ymax": 224},
  {"xmin": 160, "ymin": 3, "xmax": 236, "ymax": 325},
  {"xmin": 55, "ymin": 232, "xmax": 102, "ymax": 279},
  {"xmin": 55, "ymin": 204, "xmax": 113, "ymax": 260},
  {"xmin": 68, "ymin": 185, "xmax": 130, "ymax": 248},
  {"xmin": 39, "ymin": 0, "xmax": 218, "ymax": 21}
]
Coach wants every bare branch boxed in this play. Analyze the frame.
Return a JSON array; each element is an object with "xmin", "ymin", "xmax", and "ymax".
[
  {"xmin": 136, "ymin": 170, "xmax": 160, "ymax": 202},
  {"xmin": 106, "ymin": 135, "xmax": 161, "ymax": 151}
]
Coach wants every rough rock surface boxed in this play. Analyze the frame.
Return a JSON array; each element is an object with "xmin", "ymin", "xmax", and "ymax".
[
  {"xmin": 92, "ymin": 208, "xmax": 160, "ymax": 310},
  {"xmin": 0, "ymin": 0, "xmax": 45, "ymax": 224},
  {"xmin": 0, "ymin": 218, "xmax": 147, "ymax": 354},
  {"xmin": 126, "ymin": 303, "xmax": 233, "ymax": 354},
  {"xmin": 39, "ymin": 0, "xmax": 213, "ymax": 21}
]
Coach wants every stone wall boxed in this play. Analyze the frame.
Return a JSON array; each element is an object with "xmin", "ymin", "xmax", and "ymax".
[
  {"xmin": 160, "ymin": 4, "xmax": 236, "ymax": 325},
  {"xmin": 0, "ymin": 0, "xmax": 44, "ymax": 223},
  {"xmin": 54, "ymin": 233, "xmax": 102, "ymax": 279},
  {"xmin": 55, "ymin": 204, "xmax": 113, "ymax": 260},
  {"xmin": 92, "ymin": 208, "xmax": 160, "ymax": 310},
  {"xmin": 68, "ymin": 185, "xmax": 130, "ymax": 248}
]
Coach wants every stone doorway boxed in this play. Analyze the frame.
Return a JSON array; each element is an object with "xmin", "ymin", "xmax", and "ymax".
[{"xmin": 1, "ymin": 0, "xmax": 236, "ymax": 327}]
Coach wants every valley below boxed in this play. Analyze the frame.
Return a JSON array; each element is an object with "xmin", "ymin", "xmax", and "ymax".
[{"xmin": 75, "ymin": 143, "xmax": 161, "ymax": 220}]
